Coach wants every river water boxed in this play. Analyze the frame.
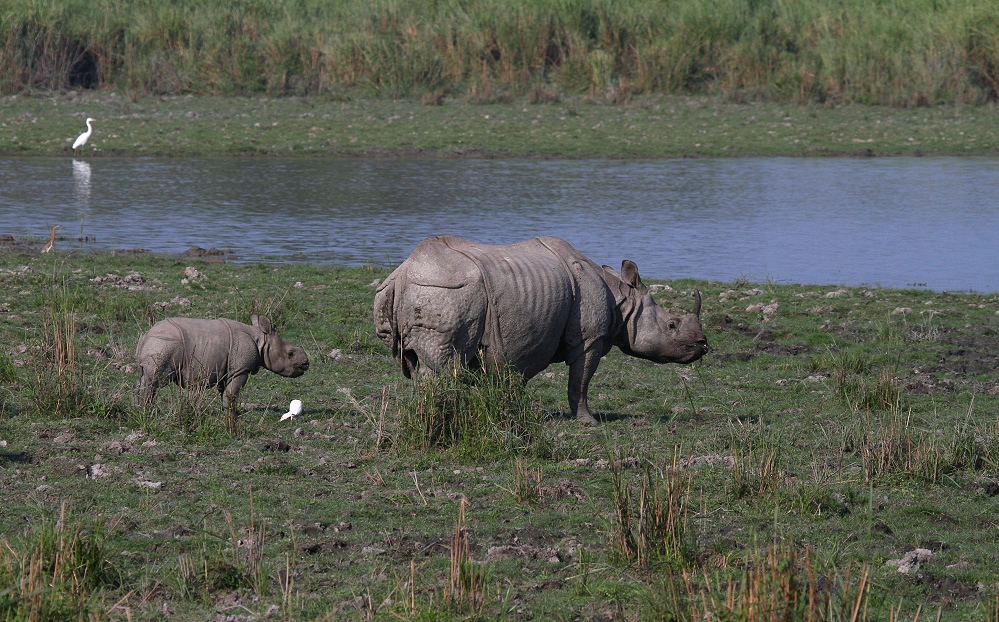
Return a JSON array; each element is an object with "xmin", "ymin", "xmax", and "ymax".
[{"xmin": 1, "ymin": 156, "xmax": 996, "ymax": 291}]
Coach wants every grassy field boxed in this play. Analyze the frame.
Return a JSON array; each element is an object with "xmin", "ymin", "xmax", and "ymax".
[
  {"xmin": 3, "ymin": 0, "xmax": 999, "ymax": 107},
  {"xmin": 2, "ymin": 91, "xmax": 999, "ymax": 158},
  {"xmin": 1, "ymin": 247, "xmax": 998, "ymax": 620}
]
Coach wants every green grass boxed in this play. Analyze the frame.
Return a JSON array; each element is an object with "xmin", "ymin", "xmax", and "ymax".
[
  {"xmin": 2, "ymin": 91, "xmax": 999, "ymax": 158},
  {"xmin": 2, "ymin": 249, "xmax": 999, "ymax": 619},
  {"xmin": 3, "ymin": 0, "xmax": 999, "ymax": 106}
]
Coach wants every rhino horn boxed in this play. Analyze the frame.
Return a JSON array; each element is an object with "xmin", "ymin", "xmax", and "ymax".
[{"xmin": 693, "ymin": 290, "xmax": 702, "ymax": 316}]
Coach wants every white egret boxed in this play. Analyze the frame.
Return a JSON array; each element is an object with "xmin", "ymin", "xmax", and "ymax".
[
  {"xmin": 40, "ymin": 224, "xmax": 60, "ymax": 254},
  {"xmin": 280, "ymin": 399, "xmax": 302, "ymax": 421},
  {"xmin": 72, "ymin": 118, "xmax": 94, "ymax": 151}
]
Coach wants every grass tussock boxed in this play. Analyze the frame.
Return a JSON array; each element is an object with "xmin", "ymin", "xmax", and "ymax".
[
  {"xmin": 398, "ymin": 360, "xmax": 550, "ymax": 460},
  {"xmin": 0, "ymin": 504, "xmax": 115, "ymax": 622},
  {"xmin": 444, "ymin": 498, "xmax": 489, "ymax": 616},
  {"xmin": 3, "ymin": 0, "xmax": 999, "ymax": 105},
  {"xmin": 30, "ymin": 294, "xmax": 126, "ymax": 421},
  {"xmin": 611, "ymin": 451, "xmax": 697, "ymax": 570},
  {"xmin": 652, "ymin": 544, "xmax": 872, "ymax": 622},
  {"xmin": 858, "ymin": 404, "xmax": 999, "ymax": 484}
]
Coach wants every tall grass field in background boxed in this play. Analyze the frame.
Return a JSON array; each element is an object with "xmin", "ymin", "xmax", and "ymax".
[{"xmin": 2, "ymin": 0, "xmax": 999, "ymax": 106}]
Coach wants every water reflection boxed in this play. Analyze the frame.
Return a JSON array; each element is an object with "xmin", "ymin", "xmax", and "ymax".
[
  {"xmin": 72, "ymin": 159, "xmax": 91, "ymax": 206},
  {"xmin": 0, "ymin": 157, "xmax": 996, "ymax": 291}
]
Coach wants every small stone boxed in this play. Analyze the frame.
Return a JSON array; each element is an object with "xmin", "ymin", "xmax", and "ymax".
[
  {"xmin": 892, "ymin": 307, "xmax": 913, "ymax": 315},
  {"xmin": 885, "ymin": 548, "xmax": 933, "ymax": 574},
  {"xmin": 326, "ymin": 348, "xmax": 344, "ymax": 362},
  {"xmin": 88, "ymin": 464, "xmax": 111, "ymax": 479}
]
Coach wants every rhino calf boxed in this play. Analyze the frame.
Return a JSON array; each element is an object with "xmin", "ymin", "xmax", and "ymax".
[
  {"xmin": 135, "ymin": 314, "xmax": 309, "ymax": 415},
  {"xmin": 374, "ymin": 235, "xmax": 708, "ymax": 423}
]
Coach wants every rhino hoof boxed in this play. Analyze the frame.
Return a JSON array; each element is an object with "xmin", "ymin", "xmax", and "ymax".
[{"xmin": 575, "ymin": 412, "xmax": 599, "ymax": 425}]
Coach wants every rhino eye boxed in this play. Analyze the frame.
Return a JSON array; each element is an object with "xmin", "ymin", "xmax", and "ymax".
[{"xmin": 666, "ymin": 320, "xmax": 678, "ymax": 331}]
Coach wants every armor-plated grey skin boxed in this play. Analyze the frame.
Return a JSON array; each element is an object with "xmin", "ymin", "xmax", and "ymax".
[
  {"xmin": 134, "ymin": 314, "xmax": 309, "ymax": 416},
  {"xmin": 374, "ymin": 235, "xmax": 708, "ymax": 424}
]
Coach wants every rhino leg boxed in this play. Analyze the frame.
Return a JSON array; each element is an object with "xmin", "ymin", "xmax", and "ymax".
[
  {"xmin": 221, "ymin": 374, "xmax": 248, "ymax": 421},
  {"xmin": 567, "ymin": 348, "xmax": 602, "ymax": 425}
]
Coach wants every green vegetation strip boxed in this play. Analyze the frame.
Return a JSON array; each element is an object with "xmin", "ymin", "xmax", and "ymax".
[
  {"xmin": 3, "ymin": 92, "xmax": 999, "ymax": 158},
  {"xmin": 3, "ymin": 0, "xmax": 999, "ymax": 106},
  {"xmin": 2, "ymin": 248, "xmax": 999, "ymax": 620}
]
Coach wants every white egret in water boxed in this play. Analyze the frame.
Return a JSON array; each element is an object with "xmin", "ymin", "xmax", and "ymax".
[
  {"xmin": 40, "ymin": 224, "xmax": 60, "ymax": 254},
  {"xmin": 72, "ymin": 118, "xmax": 94, "ymax": 151},
  {"xmin": 280, "ymin": 399, "xmax": 302, "ymax": 421}
]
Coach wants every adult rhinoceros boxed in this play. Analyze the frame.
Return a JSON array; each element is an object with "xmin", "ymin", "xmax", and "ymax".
[{"xmin": 374, "ymin": 235, "xmax": 708, "ymax": 423}]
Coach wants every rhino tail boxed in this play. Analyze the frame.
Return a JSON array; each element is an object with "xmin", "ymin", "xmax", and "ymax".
[{"xmin": 374, "ymin": 269, "xmax": 414, "ymax": 376}]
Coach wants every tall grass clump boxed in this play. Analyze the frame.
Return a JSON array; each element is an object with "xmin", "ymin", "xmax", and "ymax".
[
  {"xmin": 397, "ymin": 360, "xmax": 549, "ymax": 460},
  {"xmin": 858, "ymin": 405, "xmax": 999, "ymax": 484},
  {"xmin": 610, "ymin": 451, "xmax": 698, "ymax": 570},
  {"xmin": 0, "ymin": 351, "xmax": 16, "ymax": 385},
  {"xmin": 2, "ymin": 0, "xmax": 998, "ymax": 104},
  {"xmin": 0, "ymin": 505, "xmax": 116, "ymax": 622},
  {"xmin": 648, "ymin": 544, "xmax": 873, "ymax": 622},
  {"xmin": 443, "ymin": 498, "xmax": 489, "ymax": 616},
  {"xmin": 29, "ymin": 292, "xmax": 123, "ymax": 420}
]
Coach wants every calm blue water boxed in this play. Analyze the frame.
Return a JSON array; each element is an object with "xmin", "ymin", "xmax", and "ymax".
[{"xmin": 1, "ymin": 156, "xmax": 997, "ymax": 291}]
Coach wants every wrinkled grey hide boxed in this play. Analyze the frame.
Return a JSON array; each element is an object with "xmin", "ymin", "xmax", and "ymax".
[
  {"xmin": 134, "ymin": 314, "xmax": 309, "ymax": 414},
  {"xmin": 374, "ymin": 235, "xmax": 708, "ymax": 423}
]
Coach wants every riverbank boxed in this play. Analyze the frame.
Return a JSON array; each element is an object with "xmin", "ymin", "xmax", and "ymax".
[
  {"xmin": 1, "ymin": 249, "xmax": 998, "ymax": 619},
  {"xmin": 2, "ymin": 92, "xmax": 998, "ymax": 158}
]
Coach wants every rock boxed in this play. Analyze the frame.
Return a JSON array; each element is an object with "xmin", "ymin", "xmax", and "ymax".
[
  {"xmin": 87, "ymin": 464, "xmax": 110, "ymax": 479},
  {"xmin": 648, "ymin": 284, "xmax": 673, "ymax": 294},
  {"xmin": 183, "ymin": 246, "xmax": 230, "ymax": 258},
  {"xmin": 679, "ymin": 454, "xmax": 735, "ymax": 469},
  {"xmin": 885, "ymin": 548, "xmax": 933, "ymax": 574},
  {"xmin": 181, "ymin": 266, "xmax": 207, "ymax": 285},
  {"xmin": 91, "ymin": 272, "xmax": 150, "ymax": 290},
  {"xmin": 892, "ymin": 307, "xmax": 913, "ymax": 315},
  {"xmin": 326, "ymin": 348, "xmax": 345, "ymax": 362},
  {"xmin": 137, "ymin": 480, "xmax": 162, "ymax": 489},
  {"xmin": 825, "ymin": 289, "xmax": 850, "ymax": 298}
]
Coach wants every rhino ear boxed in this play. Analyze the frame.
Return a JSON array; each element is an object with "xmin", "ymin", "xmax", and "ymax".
[
  {"xmin": 251, "ymin": 314, "xmax": 273, "ymax": 334},
  {"xmin": 621, "ymin": 260, "xmax": 647, "ymax": 293}
]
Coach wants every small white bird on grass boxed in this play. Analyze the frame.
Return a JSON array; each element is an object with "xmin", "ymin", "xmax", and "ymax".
[{"xmin": 280, "ymin": 399, "xmax": 302, "ymax": 422}]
